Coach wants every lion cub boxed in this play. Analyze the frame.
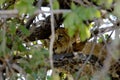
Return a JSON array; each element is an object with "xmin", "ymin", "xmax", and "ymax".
[
  {"xmin": 53, "ymin": 27, "xmax": 73, "ymax": 54},
  {"xmin": 53, "ymin": 27, "xmax": 107, "ymax": 60}
]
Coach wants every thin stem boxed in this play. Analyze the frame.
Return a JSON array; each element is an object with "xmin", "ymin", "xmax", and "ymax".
[
  {"xmin": 35, "ymin": 9, "xmax": 71, "ymax": 14},
  {"xmin": 1, "ymin": 18, "xmax": 6, "ymax": 55},
  {"xmin": 49, "ymin": 0, "xmax": 55, "ymax": 72},
  {"xmin": 75, "ymin": 38, "xmax": 97, "ymax": 80},
  {"xmin": 0, "ymin": 9, "xmax": 18, "ymax": 18}
]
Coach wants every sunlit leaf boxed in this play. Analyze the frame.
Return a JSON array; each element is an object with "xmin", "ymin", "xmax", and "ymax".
[
  {"xmin": 53, "ymin": 0, "xmax": 59, "ymax": 9},
  {"xmin": 64, "ymin": 6, "xmax": 98, "ymax": 41},
  {"xmin": 33, "ymin": 41, "xmax": 37, "ymax": 45},
  {"xmin": 98, "ymin": 37, "xmax": 103, "ymax": 43},
  {"xmin": 106, "ymin": 0, "xmax": 113, "ymax": 8},
  {"xmin": 79, "ymin": 24, "xmax": 91, "ymax": 41},
  {"xmin": 0, "ymin": 0, "xmax": 4, "ymax": 5}
]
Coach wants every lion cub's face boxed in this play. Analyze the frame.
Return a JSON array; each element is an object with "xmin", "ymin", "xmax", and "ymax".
[{"xmin": 53, "ymin": 28, "xmax": 73, "ymax": 54}]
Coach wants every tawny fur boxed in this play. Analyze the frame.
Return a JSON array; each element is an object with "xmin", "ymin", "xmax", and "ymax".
[
  {"xmin": 53, "ymin": 28, "xmax": 73, "ymax": 54},
  {"xmin": 53, "ymin": 28, "xmax": 107, "ymax": 60}
]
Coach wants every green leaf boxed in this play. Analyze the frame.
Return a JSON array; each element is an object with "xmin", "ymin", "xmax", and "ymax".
[
  {"xmin": 47, "ymin": 76, "xmax": 53, "ymax": 80},
  {"xmin": 68, "ymin": 27, "xmax": 75, "ymax": 37},
  {"xmin": 0, "ymin": 0, "xmax": 4, "ymax": 5},
  {"xmin": 64, "ymin": 13, "xmax": 77, "ymax": 28},
  {"xmin": 113, "ymin": 0, "xmax": 120, "ymax": 18},
  {"xmin": 64, "ymin": 13, "xmax": 74, "ymax": 27},
  {"xmin": 18, "ymin": 43, "xmax": 26, "ymax": 51},
  {"xmin": 71, "ymin": 2, "xmax": 77, "ymax": 10},
  {"xmin": 29, "ymin": 48, "xmax": 49, "ymax": 69},
  {"xmin": 19, "ymin": 59, "xmax": 32, "ymax": 73},
  {"xmin": 19, "ymin": 26, "xmax": 30, "ymax": 36},
  {"xmin": 91, "ymin": 0, "xmax": 113, "ymax": 9},
  {"xmin": 64, "ymin": 12, "xmax": 80, "ymax": 37},
  {"xmin": 64, "ymin": 5, "xmax": 100, "ymax": 41},
  {"xmin": 77, "ymin": 6, "xmax": 101, "ymax": 20},
  {"xmin": 53, "ymin": 0, "xmax": 59, "ymax": 9},
  {"xmin": 79, "ymin": 24, "xmax": 91, "ymax": 41},
  {"xmin": 98, "ymin": 37, "xmax": 103, "ymax": 43},
  {"xmin": 105, "ymin": 0, "xmax": 113, "ymax": 8},
  {"xmin": 15, "ymin": 1, "xmax": 27, "ymax": 14},
  {"xmin": 9, "ymin": 22, "xmax": 16, "ymax": 35},
  {"xmin": 15, "ymin": 0, "xmax": 36, "ymax": 15}
]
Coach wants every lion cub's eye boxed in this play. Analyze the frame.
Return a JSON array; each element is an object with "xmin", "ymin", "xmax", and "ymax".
[{"xmin": 58, "ymin": 34, "xmax": 63, "ymax": 41}]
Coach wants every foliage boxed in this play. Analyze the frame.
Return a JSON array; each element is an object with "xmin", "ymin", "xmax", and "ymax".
[
  {"xmin": 64, "ymin": 3, "xmax": 101, "ymax": 41},
  {"xmin": 15, "ymin": 0, "xmax": 36, "ymax": 15},
  {"xmin": 0, "ymin": 0, "xmax": 120, "ymax": 80},
  {"xmin": 113, "ymin": 0, "xmax": 120, "ymax": 18},
  {"xmin": 53, "ymin": 0, "xmax": 59, "ymax": 10}
]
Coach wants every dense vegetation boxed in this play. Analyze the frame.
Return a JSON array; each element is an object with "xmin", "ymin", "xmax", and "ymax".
[{"xmin": 0, "ymin": 0, "xmax": 120, "ymax": 80}]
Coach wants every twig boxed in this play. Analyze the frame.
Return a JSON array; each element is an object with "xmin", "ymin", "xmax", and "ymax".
[
  {"xmin": 92, "ymin": 31, "xmax": 113, "ymax": 80},
  {"xmin": 0, "ymin": 72, "xmax": 4, "ymax": 80},
  {"xmin": 0, "ymin": 9, "xmax": 18, "ymax": 18},
  {"xmin": 49, "ymin": 0, "xmax": 55, "ymax": 72},
  {"xmin": 75, "ymin": 37, "xmax": 97, "ymax": 80},
  {"xmin": 1, "ymin": 18, "xmax": 6, "ymax": 55},
  {"xmin": 35, "ymin": 9, "xmax": 71, "ymax": 14}
]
